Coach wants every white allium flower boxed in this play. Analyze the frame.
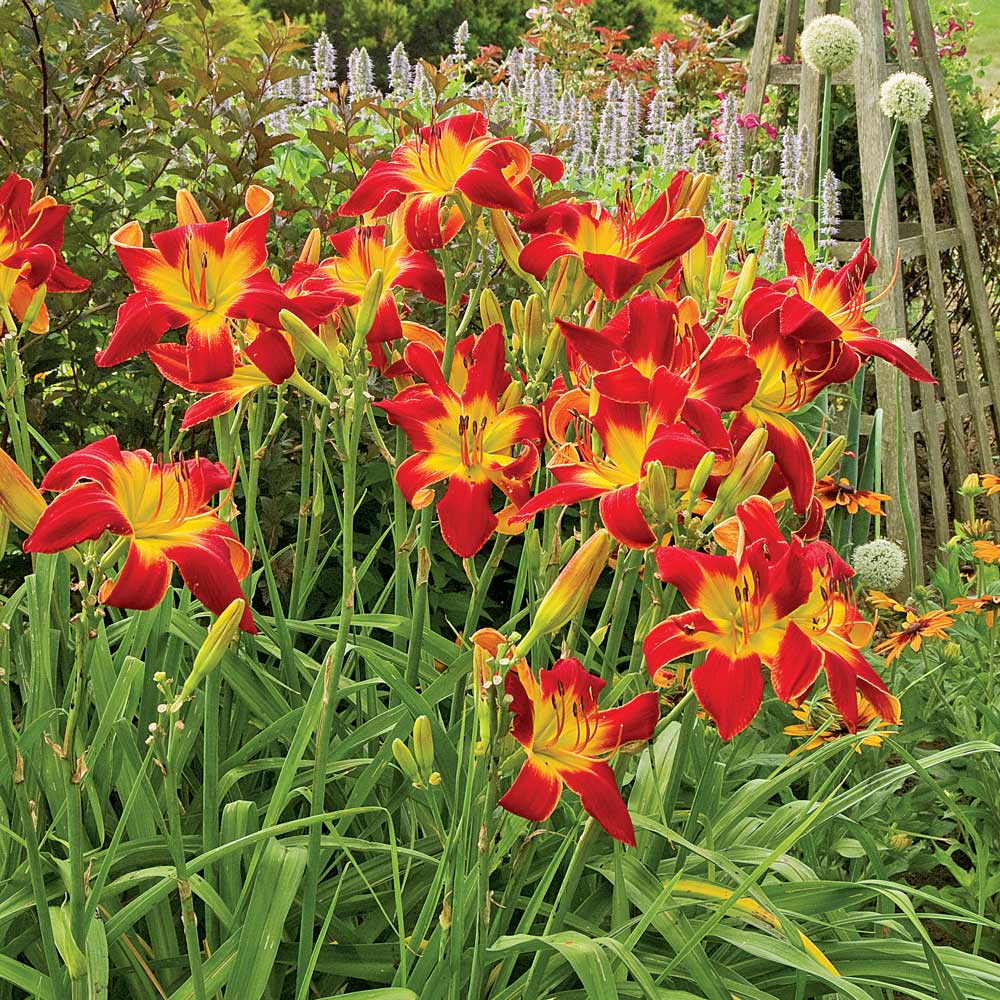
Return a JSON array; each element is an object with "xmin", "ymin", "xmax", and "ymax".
[
  {"xmin": 801, "ymin": 14, "xmax": 862, "ymax": 74},
  {"xmin": 879, "ymin": 71, "xmax": 933, "ymax": 123},
  {"xmin": 851, "ymin": 539, "xmax": 907, "ymax": 591}
]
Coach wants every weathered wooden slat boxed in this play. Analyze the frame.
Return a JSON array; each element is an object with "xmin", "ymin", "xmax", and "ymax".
[
  {"xmin": 780, "ymin": 0, "xmax": 800, "ymax": 62},
  {"xmin": 852, "ymin": 0, "xmax": 923, "ymax": 580},
  {"xmin": 827, "ymin": 227, "xmax": 960, "ymax": 263},
  {"xmin": 797, "ymin": 0, "xmax": 826, "ymax": 201},
  {"xmin": 889, "ymin": 0, "xmax": 973, "ymax": 515},
  {"xmin": 767, "ymin": 60, "xmax": 914, "ymax": 85},
  {"xmin": 915, "ymin": 344, "xmax": 952, "ymax": 549},
  {"xmin": 908, "ymin": 0, "xmax": 1000, "ymax": 446},
  {"xmin": 743, "ymin": 0, "xmax": 783, "ymax": 121}
]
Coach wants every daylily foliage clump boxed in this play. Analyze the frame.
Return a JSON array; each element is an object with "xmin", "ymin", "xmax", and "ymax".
[{"xmin": 4, "ymin": 105, "xmax": 929, "ymax": 848}]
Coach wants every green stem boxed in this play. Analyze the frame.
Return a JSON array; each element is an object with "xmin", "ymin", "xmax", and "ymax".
[
  {"xmin": 295, "ymin": 361, "xmax": 363, "ymax": 991},
  {"xmin": 816, "ymin": 71, "xmax": 833, "ymax": 256},
  {"xmin": 869, "ymin": 119, "xmax": 901, "ymax": 247},
  {"xmin": 165, "ymin": 724, "xmax": 208, "ymax": 1000}
]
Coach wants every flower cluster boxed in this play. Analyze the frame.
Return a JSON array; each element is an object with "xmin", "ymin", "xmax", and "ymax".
[{"xmin": 5, "ymin": 102, "xmax": 935, "ymax": 843}]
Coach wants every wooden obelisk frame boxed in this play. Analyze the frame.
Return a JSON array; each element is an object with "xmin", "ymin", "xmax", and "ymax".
[{"xmin": 744, "ymin": 0, "xmax": 1000, "ymax": 578}]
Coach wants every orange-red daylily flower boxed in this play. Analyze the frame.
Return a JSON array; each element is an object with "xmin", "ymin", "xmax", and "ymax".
[
  {"xmin": 730, "ymin": 299, "xmax": 855, "ymax": 513},
  {"xmin": 746, "ymin": 227, "xmax": 934, "ymax": 384},
  {"xmin": 24, "ymin": 436, "xmax": 256, "ymax": 631},
  {"xmin": 874, "ymin": 609, "xmax": 954, "ymax": 664},
  {"xmin": 320, "ymin": 224, "xmax": 445, "ymax": 369},
  {"xmin": 814, "ymin": 477, "xmax": 890, "ymax": 517},
  {"xmin": 376, "ymin": 324, "xmax": 543, "ymax": 557},
  {"xmin": 644, "ymin": 497, "xmax": 897, "ymax": 740},
  {"xmin": 512, "ymin": 367, "xmax": 734, "ymax": 549},
  {"xmin": 148, "ymin": 324, "xmax": 294, "ymax": 428},
  {"xmin": 98, "ymin": 187, "xmax": 291, "ymax": 383},
  {"xmin": 338, "ymin": 113, "xmax": 562, "ymax": 251},
  {"xmin": 0, "ymin": 172, "xmax": 89, "ymax": 332},
  {"xmin": 519, "ymin": 175, "xmax": 706, "ymax": 300},
  {"xmin": 498, "ymin": 644, "xmax": 658, "ymax": 845}
]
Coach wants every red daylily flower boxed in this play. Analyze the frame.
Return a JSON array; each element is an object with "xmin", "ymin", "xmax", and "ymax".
[
  {"xmin": 376, "ymin": 324, "xmax": 543, "ymax": 557},
  {"xmin": 24, "ymin": 436, "xmax": 256, "ymax": 631},
  {"xmin": 338, "ymin": 113, "xmax": 563, "ymax": 251},
  {"xmin": 500, "ymin": 650, "xmax": 658, "ymax": 845},
  {"xmin": 644, "ymin": 497, "xmax": 897, "ymax": 740},
  {"xmin": 0, "ymin": 172, "xmax": 89, "ymax": 333},
  {"xmin": 148, "ymin": 324, "xmax": 295, "ymax": 428},
  {"xmin": 558, "ymin": 292, "xmax": 758, "ymax": 411},
  {"xmin": 98, "ymin": 187, "xmax": 291, "ymax": 382},
  {"xmin": 731, "ymin": 299, "xmax": 856, "ymax": 513},
  {"xmin": 320, "ymin": 224, "xmax": 445, "ymax": 369},
  {"xmin": 518, "ymin": 175, "xmax": 706, "ymax": 300},
  {"xmin": 512, "ymin": 361, "xmax": 734, "ymax": 549},
  {"xmin": 745, "ymin": 227, "xmax": 934, "ymax": 383}
]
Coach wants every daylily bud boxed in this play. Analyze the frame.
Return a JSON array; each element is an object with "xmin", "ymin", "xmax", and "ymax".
[
  {"xmin": 516, "ymin": 529, "xmax": 612, "ymax": 655},
  {"xmin": 412, "ymin": 715, "xmax": 435, "ymax": 781},
  {"xmin": 702, "ymin": 427, "xmax": 772, "ymax": 526},
  {"xmin": 299, "ymin": 227, "xmax": 322, "ymax": 265},
  {"xmin": 353, "ymin": 268, "xmax": 384, "ymax": 348},
  {"xmin": 708, "ymin": 221, "xmax": 732, "ymax": 301},
  {"xmin": 178, "ymin": 598, "xmax": 245, "ymax": 702},
  {"xmin": 682, "ymin": 237, "xmax": 708, "ymax": 302},
  {"xmin": 523, "ymin": 294, "xmax": 544, "ymax": 357},
  {"xmin": 19, "ymin": 284, "xmax": 48, "ymax": 333},
  {"xmin": 730, "ymin": 253, "xmax": 758, "ymax": 312},
  {"xmin": 548, "ymin": 257, "xmax": 571, "ymax": 316},
  {"xmin": 392, "ymin": 738, "xmax": 423, "ymax": 787},
  {"xmin": 175, "ymin": 190, "xmax": 206, "ymax": 225},
  {"xmin": 685, "ymin": 449, "xmax": 718, "ymax": 514},
  {"xmin": 687, "ymin": 173, "xmax": 712, "ymax": 217},
  {"xmin": 638, "ymin": 460, "xmax": 674, "ymax": 527},
  {"xmin": 0, "ymin": 446, "xmax": 45, "ymax": 534},
  {"xmin": 509, "ymin": 299, "xmax": 525, "ymax": 339},
  {"xmin": 479, "ymin": 288, "xmax": 505, "ymax": 334},
  {"xmin": 280, "ymin": 309, "xmax": 337, "ymax": 369},
  {"xmin": 813, "ymin": 435, "xmax": 847, "ymax": 481},
  {"xmin": 490, "ymin": 209, "xmax": 526, "ymax": 277}
]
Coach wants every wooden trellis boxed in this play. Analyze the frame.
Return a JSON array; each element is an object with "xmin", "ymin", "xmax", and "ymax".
[{"xmin": 743, "ymin": 0, "xmax": 1000, "ymax": 577}]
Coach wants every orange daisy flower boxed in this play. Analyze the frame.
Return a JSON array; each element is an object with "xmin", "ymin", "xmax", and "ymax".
[
  {"xmin": 784, "ymin": 692, "xmax": 900, "ymax": 756},
  {"xmin": 814, "ymin": 477, "xmax": 890, "ymax": 517},
  {"xmin": 972, "ymin": 539, "xmax": 1000, "ymax": 564},
  {"xmin": 874, "ymin": 610, "xmax": 954, "ymax": 665},
  {"xmin": 952, "ymin": 594, "xmax": 1000, "ymax": 628},
  {"xmin": 981, "ymin": 474, "xmax": 1000, "ymax": 496},
  {"xmin": 866, "ymin": 590, "xmax": 906, "ymax": 614}
]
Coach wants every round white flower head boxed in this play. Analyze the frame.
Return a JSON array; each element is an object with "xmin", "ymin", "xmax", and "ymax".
[
  {"xmin": 879, "ymin": 71, "xmax": 933, "ymax": 123},
  {"xmin": 851, "ymin": 538, "xmax": 907, "ymax": 591},
  {"xmin": 890, "ymin": 337, "xmax": 919, "ymax": 359},
  {"xmin": 801, "ymin": 15, "xmax": 862, "ymax": 74}
]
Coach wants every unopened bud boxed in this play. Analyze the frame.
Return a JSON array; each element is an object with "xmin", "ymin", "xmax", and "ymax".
[
  {"xmin": 0, "ymin": 446, "xmax": 45, "ymax": 534},
  {"xmin": 960, "ymin": 474, "xmax": 984, "ymax": 497},
  {"xmin": 299, "ymin": 227, "xmax": 322, "ymax": 265},
  {"xmin": 813, "ymin": 435, "xmax": 847, "ymax": 481},
  {"xmin": 523, "ymin": 294, "xmax": 544, "ymax": 356},
  {"xmin": 178, "ymin": 598, "xmax": 246, "ymax": 702},
  {"xmin": 479, "ymin": 288, "xmax": 505, "ymax": 334},
  {"xmin": 942, "ymin": 641, "xmax": 962, "ymax": 665},
  {"xmin": 516, "ymin": 529, "xmax": 612, "ymax": 655},
  {"xmin": 412, "ymin": 715, "xmax": 435, "ymax": 780},
  {"xmin": 491, "ymin": 209, "xmax": 527, "ymax": 277},
  {"xmin": 280, "ymin": 309, "xmax": 337, "ymax": 369},
  {"xmin": 391, "ymin": 738, "xmax": 422, "ymax": 787},
  {"xmin": 353, "ymin": 268, "xmax": 384, "ymax": 349}
]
